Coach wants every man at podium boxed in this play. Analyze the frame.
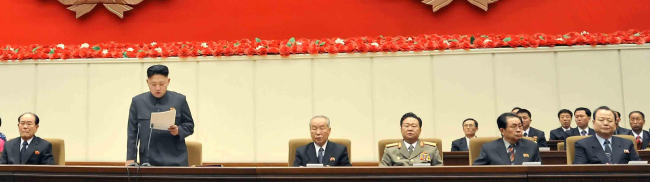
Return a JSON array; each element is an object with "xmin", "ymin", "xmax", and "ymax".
[{"xmin": 125, "ymin": 65, "xmax": 195, "ymax": 166}]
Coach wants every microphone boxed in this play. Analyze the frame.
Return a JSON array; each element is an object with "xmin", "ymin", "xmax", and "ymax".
[
  {"xmin": 141, "ymin": 123, "xmax": 154, "ymax": 166},
  {"xmin": 127, "ymin": 123, "xmax": 141, "ymax": 166}
]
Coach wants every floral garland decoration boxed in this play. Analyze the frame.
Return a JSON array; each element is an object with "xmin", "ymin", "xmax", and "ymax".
[{"xmin": 1, "ymin": 30, "xmax": 649, "ymax": 61}]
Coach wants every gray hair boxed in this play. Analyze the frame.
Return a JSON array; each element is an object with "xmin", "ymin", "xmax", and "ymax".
[{"xmin": 309, "ymin": 115, "xmax": 331, "ymax": 127}]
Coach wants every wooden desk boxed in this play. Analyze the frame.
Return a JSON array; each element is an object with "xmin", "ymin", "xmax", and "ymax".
[
  {"xmin": 1, "ymin": 165, "xmax": 649, "ymax": 181},
  {"xmin": 547, "ymin": 140, "xmax": 563, "ymax": 151}
]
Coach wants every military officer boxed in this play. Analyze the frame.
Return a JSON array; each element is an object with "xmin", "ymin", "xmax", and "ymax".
[
  {"xmin": 380, "ymin": 112, "xmax": 443, "ymax": 166},
  {"xmin": 126, "ymin": 65, "xmax": 195, "ymax": 166}
]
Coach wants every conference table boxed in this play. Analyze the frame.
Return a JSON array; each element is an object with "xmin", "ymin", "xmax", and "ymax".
[
  {"xmin": 443, "ymin": 150, "xmax": 650, "ymax": 165},
  {"xmin": 1, "ymin": 165, "xmax": 649, "ymax": 181}
]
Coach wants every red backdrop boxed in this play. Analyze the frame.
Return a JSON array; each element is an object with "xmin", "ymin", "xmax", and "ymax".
[{"xmin": 2, "ymin": 0, "xmax": 649, "ymax": 45}]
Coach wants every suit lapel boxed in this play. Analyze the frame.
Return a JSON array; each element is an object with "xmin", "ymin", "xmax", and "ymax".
[
  {"xmin": 398, "ymin": 142, "xmax": 410, "ymax": 159},
  {"xmin": 322, "ymin": 142, "xmax": 334, "ymax": 165},
  {"xmin": 611, "ymin": 137, "xmax": 624, "ymax": 164},
  {"xmin": 589, "ymin": 128, "xmax": 595, "ymax": 135},
  {"xmin": 21, "ymin": 137, "xmax": 39, "ymax": 164},
  {"xmin": 306, "ymin": 143, "xmax": 318, "ymax": 164},
  {"xmin": 589, "ymin": 136, "xmax": 609, "ymax": 164},
  {"xmin": 460, "ymin": 138, "xmax": 468, "ymax": 151},
  {"xmin": 12, "ymin": 139, "xmax": 20, "ymax": 164},
  {"xmin": 643, "ymin": 131, "xmax": 650, "ymax": 149},
  {"xmin": 495, "ymin": 139, "xmax": 511, "ymax": 165}
]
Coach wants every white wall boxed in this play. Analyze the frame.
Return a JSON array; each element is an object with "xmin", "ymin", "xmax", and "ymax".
[{"xmin": 0, "ymin": 45, "xmax": 648, "ymax": 163}]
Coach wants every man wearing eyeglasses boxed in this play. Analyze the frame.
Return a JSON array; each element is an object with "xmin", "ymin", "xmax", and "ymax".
[
  {"xmin": 451, "ymin": 118, "xmax": 478, "ymax": 151},
  {"xmin": 473, "ymin": 113, "xmax": 541, "ymax": 165}
]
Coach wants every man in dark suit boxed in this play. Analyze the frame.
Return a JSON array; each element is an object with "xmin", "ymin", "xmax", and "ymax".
[
  {"xmin": 474, "ymin": 113, "xmax": 541, "ymax": 165},
  {"xmin": 550, "ymin": 109, "xmax": 572, "ymax": 140},
  {"xmin": 126, "ymin": 65, "xmax": 195, "ymax": 166},
  {"xmin": 451, "ymin": 118, "xmax": 478, "ymax": 151},
  {"xmin": 613, "ymin": 111, "xmax": 632, "ymax": 135},
  {"xmin": 628, "ymin": 111, "xmax": 650, "ymax": 150},
  {"xmin": 516, "ymin": 109, "xmax": 547, "ymax": 147},
  {"xmin": 574, "ymin": 106, "xmax": 640, "ymax": 164},
  {"xmin": 293, "ymin": 116, "xmax": 351, "ymax": 166},
  {"xmin": 1, "ymin": 113, "xmax": 54, "ymax": 165},
  {"xmin": 566, "ymin": 107, "xmax": 595, "ymax": 137}
]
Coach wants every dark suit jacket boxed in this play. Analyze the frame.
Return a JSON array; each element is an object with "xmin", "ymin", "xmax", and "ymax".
[
  {"xmin": 526, "ymin": 127, "xmax": 547, "ymax": 147},
  {"xmin": 473, "ymin": 138, "xmax": 541, "ymax": 165},
  {"xmin": 0, "ymin": 136, "xmax": 55, "ymax": 165},
  {"xmin": 615, "ymin": 127, "xmax": 632, "ymax": 135},
  {"xmin": 550, "ymin": 127, "xmax": 570, "ymax": 141},
  {"xmin": 628, "ymin": 130, "xmax": 650, "ymax": 150},
  {"xmin": 565, "ymin": 127, "xmax": 595, "ymax": 137},
  {"xmin": 293, "ymin": 141, "xmax": 351, "ymax": 166},
  {"xmin": 127, "ymin": 91, "xmax": 195, "ymax": 166},
  {"xmin": 573, "ymin": 135, "xmax": 640, "ymax": 164},
  {"xmin": 451, "ymin": 137, "xmax": 469, "ymax": 151}
]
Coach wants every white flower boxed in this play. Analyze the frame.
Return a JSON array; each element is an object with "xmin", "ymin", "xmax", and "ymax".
[
  {"xmin": 443, "ymin": 40, "xmax": 450, "ymax": 46},
  {"xmin": 127, "ymin": 47, "xmax": 134, "ymax": 52},
  {"xmin": 407, "ymin": 37, "xmax": 413, "ymax": 41},
  {"xmin": 556, "ymin": 37, "xmax": 564, "ymax": 41},
  {"xmin": 371, "ymin": 42, "xmax": 379, "ymax": 47},
  {"xmin": 483, "ymin": 39, "xmax": 492, "ymax": 43},
  {"xmin": 80, "ymin": 43, "xmax": 89, "ymax": 49},
  {"xmin": 335, "ymin": 38, "xmax": 345, "ymax": 45},
  {"xmin": 155, "ymin": 48, "xmax": 162, "ymax": 53},
  {"xmin": 8, "ymin": 47, "xmax": 13, "ymax": 51},
  {"xmin": 151, "ymin": 42, "xmax": 157, "ymax": 46},
  {"xmin": 296, "ymin": 42, "xmax": 303, "ymax": 46},
  {"xmin": 201, "ymin": 42, "xmax": 208, "ymax": 48},
  {"xmin": 581, "ymin": 31, "xmax": 590, "ymax": 35},
  {"xmin": 57, "ymin": 44, "xmax": 65, "ymax": 49},
  {"xmin": 102, "ymin": 49, "xmax": 108, "ymax": 54},
  {"xmin": 256, "ymin": 45, "xmax": 264, "ymax": 50}
]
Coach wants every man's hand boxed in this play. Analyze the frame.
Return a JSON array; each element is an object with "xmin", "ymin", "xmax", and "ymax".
[
  {"xmin": 125, "ymin": 160, "xmax": 135, "ymax": 166},
  {"xmin": 168, "ymin": 125, "xmax": 179, "ymax": 136}
]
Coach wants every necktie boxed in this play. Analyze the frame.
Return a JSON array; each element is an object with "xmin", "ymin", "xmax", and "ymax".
[
  {"xmin": 507, "ymin": 144, "xmax": 515, "ymax": 164},
  {"xmin": 581, "ymin": 130, "xmax": 587, "ymax": 136},
  {"xmin": 408, "ymin": 145, "xmax": 414, "ymax": 156},
  {"xmin": 636, "ymin": 136, "xmax": 642, "ymax": 150},
  {"xmin": 20, "ymin": 141, "xmax": 28, "ymax": 163},
  {"xmin": 524, "ymin": 133, "xmax": 528, "ymax": 137},
  {"xmin": 317, "ymin": 148, "xmax": 324, "ymax": 164},
  {"xmin": 604, "ymin": 140, "xmax": 612, "ymax": 164}
]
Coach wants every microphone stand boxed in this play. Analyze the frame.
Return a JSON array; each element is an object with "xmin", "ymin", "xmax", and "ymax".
[{"xmin": 141, "ymin": 123, "xmax": 154, "ymax": 167}]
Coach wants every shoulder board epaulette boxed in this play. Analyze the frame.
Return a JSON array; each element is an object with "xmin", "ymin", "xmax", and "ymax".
[
  {"xmin": 385, "ymin": 142, "xmax": 399, "ymax": 148},
  {"xmin": 423, "ymin": 141, "xmax": 437, "ymax": 147}
]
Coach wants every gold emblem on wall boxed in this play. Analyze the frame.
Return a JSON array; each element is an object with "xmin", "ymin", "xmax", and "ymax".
[
  {"xmin": 58, "ymin": 0, "xmax": 144, "ymax": 18},
  {"xmin": 422, "ymin": 0, "xmax": 498, "ymax": 12}
]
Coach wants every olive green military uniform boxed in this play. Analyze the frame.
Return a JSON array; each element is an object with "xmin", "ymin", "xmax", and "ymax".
[{"xmin": 380, "ymin": 140, "xmax": 443, "ymax": 166}]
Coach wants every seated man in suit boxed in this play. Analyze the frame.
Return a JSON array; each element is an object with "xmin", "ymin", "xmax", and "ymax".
[
  {"xmin": 451, "ymin": 118, "xmax": 478, "ymax": 151},
  {"xmin": 628, "ymin": 111, "xmax": 649, "ymax": 150},
  {"xmin": 474, "ymin": 113, "xmax": 541, "ymax": 165},
  {"xmin": 293, "ymin": 116, "xmax": 351, "ymax": 166},
  {"xmin": 0, "ymin": 112, "xmax": 54, "ymax": 165},
  {"xmin": 516, "ymin": 109, "xmax": 547, "ymax": 147},
  {"xmin": 566, "ymin": 107, "xmax": 595, "ymax": 137},
  {"xmin": 574, "ymin": 106, "xmax": 639, "ymax": 164},
  {"xmin": 550, "ymin": 109, "xmax": 572, "ymax": 141},
  {"xmin": 380, "ymin": 112, "xmax": 443, "ymax": 166},
  {"xmin": 613, "ymin": 110, "xmax": 632, "ymax": 135}
]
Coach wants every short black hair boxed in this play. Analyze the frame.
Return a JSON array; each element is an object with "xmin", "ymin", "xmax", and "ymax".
[
  {"xmin": 0, "ymin": 116, "xmax": 2, "ymax": 127},
  {"xmin": 629, "ymin": 111, "xmax": 645, "ymax": 120},
  {"xmin": 511, "ymin": 107, "xmax": 521, "ymax": 112},
  {"xmin": 593, "ymin": 106, "xmax": 614, "ymax": 119},
  {"xmin": 147, "ymin": 65, "xmax": 170, "ymax": 78},
  {"xmin": 557, "ymin": 109, "xmax": 573, "ymax": 119},
  {"xmin": 400, "ymin": 112, "xmax": 422, "ymax": 128},
  {"xmin": 18, "ymin": 112, "xmax": 39, "ymax": 125},
  {"xmin": 497, "ymin": 113, "xmax": 522, "ymax": 130},
  {"xmin": 462, "ymin": 118, "xmax": 478, "ymax": 128},
  {"xmin": 614, "ymin": 111, "xmax": 621, "ymax": 119},
  {"xmin": 574, "ymin": 107, "xmax": 592, "ymax": 117},
  {"xmin": 516, "ymin": 109, "xmax": 532, "ymax": 118}
]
